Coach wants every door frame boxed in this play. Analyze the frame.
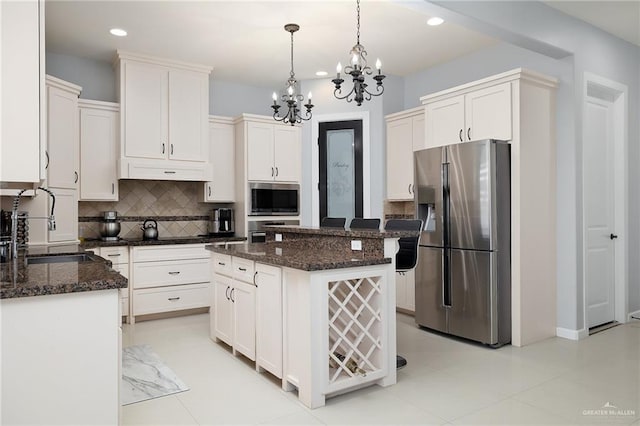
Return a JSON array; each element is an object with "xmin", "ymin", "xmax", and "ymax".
[
  {"xmin": 311, "ymin": 112, "xmax": 370, "ymax": 227},
  {"xmin": 581, "ymin": 72, "xmax": 628, "ymax": 331}
]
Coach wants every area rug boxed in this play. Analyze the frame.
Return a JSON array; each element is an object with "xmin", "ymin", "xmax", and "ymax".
[{"xmin": 121, "ymin": 344, "xmax": 189, "ymax": 405}]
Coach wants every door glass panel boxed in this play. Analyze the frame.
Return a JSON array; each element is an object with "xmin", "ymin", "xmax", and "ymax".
[{"xmin": 326, "ymin": 129, "xmax": 355, "ymax": 223}]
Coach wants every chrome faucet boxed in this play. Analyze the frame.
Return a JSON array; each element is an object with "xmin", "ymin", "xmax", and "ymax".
[{"xmin": 10, "ymin": 187, "xmax": 56, "ymax": 259}]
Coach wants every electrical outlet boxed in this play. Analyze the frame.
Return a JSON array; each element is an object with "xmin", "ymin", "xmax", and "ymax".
[
  {"xmin": 275, "ymin": 233, "xmax": 282, "ymax": 242},
  {"xmin": 351, "ymin": 240, "xmax": 362, "ymax": 251}
]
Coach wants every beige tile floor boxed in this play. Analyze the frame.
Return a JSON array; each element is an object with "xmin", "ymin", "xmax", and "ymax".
[{"xmin": 121, "ymin": 314, "xmax": 640, "ymax": 425}]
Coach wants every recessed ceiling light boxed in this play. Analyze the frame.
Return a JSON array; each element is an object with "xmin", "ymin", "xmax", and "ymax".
[
  {"xmin": 110, "ymin": 28, "xmax": 127, "ymax": 37},
  {"xmin": 316, "ymin": 71, "xmax": 328, "ymax": 77},
  {"xmin": 427, "ymin": 17, "xmax": 444, "ymax": 26}
]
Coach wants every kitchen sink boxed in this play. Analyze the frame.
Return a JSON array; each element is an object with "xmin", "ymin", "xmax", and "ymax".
[{"xmin": 26, "ymin": 254, "xmax": 97, "ymax": 265}]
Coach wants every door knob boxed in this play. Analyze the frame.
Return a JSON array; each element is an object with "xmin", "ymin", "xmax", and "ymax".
[{"xmin": 610, "ymin": 233, "xmax": 618, "ymax": 240}]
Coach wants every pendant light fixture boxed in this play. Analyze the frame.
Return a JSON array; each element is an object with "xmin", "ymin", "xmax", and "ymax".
[
  {"xmin": 332, "ymin": 0, "xmax": 385, "ymax": 106},
  {"xmin": 271, "ymin": 23, "xmax": 313, "ymax": 125}
]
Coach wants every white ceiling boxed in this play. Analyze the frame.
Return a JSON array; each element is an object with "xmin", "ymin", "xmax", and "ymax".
[
  {"xmin": 543, "ymin": 0, "xmax": 640, "ymax": 47},
  {"xmin": 45, "ymin": 0, "xmax": 497, "ymax": 87},
  {"xmin": 46, "ymin": 1, "xmax": 639, "ymax": 89}
]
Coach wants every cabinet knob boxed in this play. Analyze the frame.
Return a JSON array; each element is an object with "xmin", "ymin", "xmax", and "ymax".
[{"xmin": 610, "ymin": 233, "xmax": 618, "ymax": 240}]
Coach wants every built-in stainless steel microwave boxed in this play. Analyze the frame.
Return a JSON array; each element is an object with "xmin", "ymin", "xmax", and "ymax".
[{"xmin": 248, "ymin": 182, "xmax": 300, "ymax": 216}]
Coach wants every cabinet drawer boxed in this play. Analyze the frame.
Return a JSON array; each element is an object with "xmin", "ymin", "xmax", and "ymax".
[
  {"xmin": 100, "ymin": 246, "xmax": 129, "ymax": 264},
  {"xmin": 213, "ymin": 253, "xmax": 232, "ymax": 277},
  {"xmin": 133, "ymin": 258, "xmax": 210, "ymax": 289},
  {"xmin": 126, "ymin": 161, "xmax": 211, "ymax": 181},
  {"xmin": 133, "ymin": 244, "xmax": 207, "ymax": 262},
  {"xmin": 232, "ymin": 257, "xmax": 255, "ymax": 283},
  {"xmin": 133, "ymin": 283, "xmax": 210, "ymax": 315}
]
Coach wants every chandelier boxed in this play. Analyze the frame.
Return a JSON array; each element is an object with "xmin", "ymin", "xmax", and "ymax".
[
  {"xmin": 271, "ymin": 23, "xmax": 313, "ymax": 125},
  {"xmin": 332, "ymin": 0, "xmax": 385, "ymax": 106}
]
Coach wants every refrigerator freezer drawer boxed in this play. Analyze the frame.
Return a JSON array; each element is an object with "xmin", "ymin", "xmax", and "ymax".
[
  {"xmin": 447, "ymin": 249, "xmax": 496, "ymax": 344},
  {"xmin": 415, "ymin": 246, "xmax": 447, "ymax": 333}
]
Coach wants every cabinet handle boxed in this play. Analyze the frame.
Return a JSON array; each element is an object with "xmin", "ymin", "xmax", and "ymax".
[
  {"xmin": 467, "ymin": 128, "xmax": 471, "ymax": 141},
  {"xmin": 168, "ymin": 271, "xmax": 181, "ymax": 275},
  {"xmin": 112, "ymin": 183, "xmax": 115, "ymax": 194},
  {"xmin": 275, "ymin": 167, "xmax": 279, "ymax": 177},
  {"xmin": 74, "ymin": 171, "xmax": 78, "ymax": 183},
  {"xmin": 168, "ymin": 297, "xmax": 180, "ymax": 301},
  {"xmin": 238, "ymin": 267, "xmax": 247, "ymax": 272},
  {"xmin": 170, "ymin": 144, "xmax": 174, "ymax": 155},
  {"xmin": 610, "ymin": 233, "xmax": 618, "ymax": 240},
  {"xmin": 459, "ymin": 129, "xmax": 463, "ymax": 142},
  {"xmin": 408, "ymin": 184, "xmax": 412, "ymax": 195},
  {"xmin": 107, "ymin": 254, "xmax": 121, "ymax": 257},
  {"xmin": 164, "ymin": 171, "xmax": 176, "ymax": 174},
  {"xmin": 230, "ymin": 288, "xmax": 235, "ymax": 303},
  {"xmin": 218, "ymin": 261, "xmax": 225, "ymax": 266},
  {"xmin": 225, "ymin": 286, "xmax": 230, "ymax": 300},
  {"xmin": 271, "ymin": 167, "xmax": 274, "ymax": 177},
  {"xmin": 253, "ymin": 271, "xmax": 258, "ymax": 287},
  {"xmin": 208, "ymin": 185, "xmax": 212, "ymax": 197},
  {"xmin": 45, "ymin": 150, "xmax": 49, "ymax": 169},
  {"xmin": 162, "ymin": 143, "xmax": 165, "ymax": 154}
]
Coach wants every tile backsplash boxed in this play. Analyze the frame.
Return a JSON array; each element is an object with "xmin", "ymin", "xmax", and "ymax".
[{"xmin": 79, "ymin": 180, "xmax": 223, "ymax": 239}]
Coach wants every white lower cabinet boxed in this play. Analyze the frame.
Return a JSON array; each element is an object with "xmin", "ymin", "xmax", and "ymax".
[
  {"xmin": 132, "ymin": 244, "xmax": 210, "ymax": 321},
  {"xmin": 395, "ymin": 269, "xmax": 415, "ymax": 313},
  {"xmin": 255, "ymin": 263, "xmax": 283, "ymax": 378},
  {"xmin": 213, "ymin": 274, "xmax": 234, "ymax": 346},
  {"xmin": 232, "ymin": 280, "xmax": 256, "ymax": 360},
  {"xmin": 95, "ymin": 246, "xmax": 130, "ymax": 319}
]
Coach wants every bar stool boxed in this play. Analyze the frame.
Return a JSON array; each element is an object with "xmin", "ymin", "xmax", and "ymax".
[
  {"xmin": 348, "ymin": 218, "xmax": 381, "ymax": 230},
  {"xmin": 320, "ymin": 217, "xmax": 346, "ymax": 228}
]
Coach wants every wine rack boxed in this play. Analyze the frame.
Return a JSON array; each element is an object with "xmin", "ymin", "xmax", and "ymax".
[{"xmin": 327, "ymin": 276, "xmax": 383, "ymax": 387}]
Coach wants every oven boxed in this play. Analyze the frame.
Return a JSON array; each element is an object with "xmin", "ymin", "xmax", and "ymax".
[
  {"xmin": 248, "ymin": 183, "xmax": 299, "ymax": 216},
  {"xmin": 248, "ymin": 219, "xmax": 299, "ymax": 243}
]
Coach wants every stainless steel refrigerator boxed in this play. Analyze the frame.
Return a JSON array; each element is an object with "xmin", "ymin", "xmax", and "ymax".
[{"xmin": 414, "ymin": 139, "xmax": 511, "ymax": 346}]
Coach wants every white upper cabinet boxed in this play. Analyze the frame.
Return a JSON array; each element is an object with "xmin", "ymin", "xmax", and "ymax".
[
  {"xmin": 385, "ymin": 107, "xmax": 424, "ymax": 201},
  {"xmin": 79, "ymin": 100, "xmax": 119, "ymax": 201},
  {"xmin": 273, "ymin": 126, "xmax": 301, "ymax": 182},
  {"xmin": 424, "ymin": 82, "xmax": 512, "ymax": 148},
  {"xmin": 115, "ymin": 51, "xmax": 212, "ymax": 180},
  {"xmin": 0, "ymin": 0, "xmax": 44, "ymax": 184},
  {"xmin": 46, "ymin": 76, "xmax": 81, "ymax": 190},
  {"xmin": 202, "ymin": 116, "xmax": 235, "ymax": 202},
  {"xmin": 168, "ymin": 69, "xmax": 208, "ymax": 162},
  {"xmin": 242, "ymin": 118, "xmax": 301, "ymax": 183}
]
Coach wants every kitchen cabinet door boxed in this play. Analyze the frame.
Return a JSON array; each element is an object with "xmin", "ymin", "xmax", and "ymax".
[
  {"xmin": 79, "ymin": 102, "xmax": 119, "ymax": 201},
  {"xmin": 273, "ymin": 126, "xmax": 301, "ymax": 182},
  {"xmin": 47, "ymin": 83, "xmax": 79, "ymax": 189},
  {"xmin": 0, "ymin": 0, "xmax": 43, "ymax": 183},
  {"xmin": 122, "ymin": 61, "xmax": 167, "ymax": 160},
  {"xmin": 203, "ymin": 118, "xmax": 235, "ymax": 202},
  {"xmin": 425, "ymin": 95, "xmax": 465, "ymax": 148},
  {"xmin": 464, "ymin": 82, "xmax": 512, "ymax": 142},
  {"xmin": 213, "ymin": 275, "xmax": 233, "ymax": 346},
  {"xmin": 386, "ymin": 117, "xmax": 414, "ymax": 201},
  {"xmin": 233, "ymin": 280, "xmax": 256, "ymax": 361},
  {"xmin": 412, "ymin": 114, "xmax": 426, "ymax": 152},
  {"xmin": 395, "ymin": 270, "xmax": 415, "ymax": 313},
  {"xmin": 168, "ymin": 69, "xmax": 208, "ymax": 162},
  {"xmin": 247, "ymin": 121, "xmax": 275, "ymax": 181},
  {"xmin": 47, "ymin": 187, "xmax": 78, "ymax": 243},
  {"xmin": 256, "ymin": 263, "xmax": 283, "ymax": 378}
]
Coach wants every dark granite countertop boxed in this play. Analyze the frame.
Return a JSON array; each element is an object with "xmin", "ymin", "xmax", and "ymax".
[
  {"xmin": 1, "ymin": 249, "xmax": 128, "ymax": 300},
  {"xmin": 81, "ymin": 236, "xmax": 246, "ymax": 248},
  {"xmin": 264, "ymin": 225, "xmax": 418, "ymax": 239},
  {"xmin": 207, "ymin": 242, "xmax": 392, "ymax": 272}
]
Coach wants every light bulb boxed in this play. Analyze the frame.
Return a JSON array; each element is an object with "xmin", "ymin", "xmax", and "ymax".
[
  {"xmin": 336, "ymin": 62, "xmax": 342, "ymax": 74},
  {"xmin": 376, "ymin": 58, "xmax": 382, "ymax": 70},
  {"xmin": 351, "ymin": 53, "xmax": 359, "ymax": 65},
  {"xmin": 287, "ymin": 86, "xmax": 294, "ymax": 96},
  {"xmin": 272, "ymin": 92, "xmax": 277, "ymax": 101},
  {"xmin": 308, "ymin": 92, "xmax": 312, "ymax": 100}
]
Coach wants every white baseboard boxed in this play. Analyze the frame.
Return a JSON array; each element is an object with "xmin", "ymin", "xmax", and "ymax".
[
  {"xmin": 628, "ymin": 310, "xmax": 640, "ymax": 321},
  {"xmin": 556, "ymin": 327, "xmax": 588, "ymax": 340}
]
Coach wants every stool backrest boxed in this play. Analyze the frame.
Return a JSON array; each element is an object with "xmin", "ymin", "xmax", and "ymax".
[
  {"xmin": 320, "ymin": 217, "xmax": 346, "ymax": 228},
  {"xmin": 384, "ymin": 219, "xmax": 422, "ymax": 271},
  {"xmin": 349, "ymin": 218, "xmax": 381, "ymax": 230}
]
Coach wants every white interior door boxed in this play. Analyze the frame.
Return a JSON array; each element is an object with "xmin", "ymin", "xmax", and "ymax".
[{"xmin": 584, "ymin": 96, "xmax": 615, "ymax": 328}]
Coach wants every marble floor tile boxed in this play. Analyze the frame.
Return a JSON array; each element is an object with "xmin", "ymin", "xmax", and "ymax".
[{"xmin": 121, "ymin": 344, "xmax": 189, "ymax": 406}]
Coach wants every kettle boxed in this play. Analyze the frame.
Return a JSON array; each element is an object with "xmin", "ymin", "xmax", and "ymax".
[{"xmin": 141, "ymin": 219, "xmax": 159, "ymax": 240}]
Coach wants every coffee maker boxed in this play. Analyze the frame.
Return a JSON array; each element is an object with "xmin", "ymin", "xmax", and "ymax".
[{"xmin": 208, "ymin": 208, "xmax": 234, "ymax": 237}]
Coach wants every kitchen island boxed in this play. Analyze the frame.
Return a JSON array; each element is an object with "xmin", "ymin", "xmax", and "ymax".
[
  {"xmin": 1, "ymin": 246, "xmax": 127, "ymax": 425},
  {"xmin": 207, "ymin": 226, "xmax": 415, "ymax": 408}
]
